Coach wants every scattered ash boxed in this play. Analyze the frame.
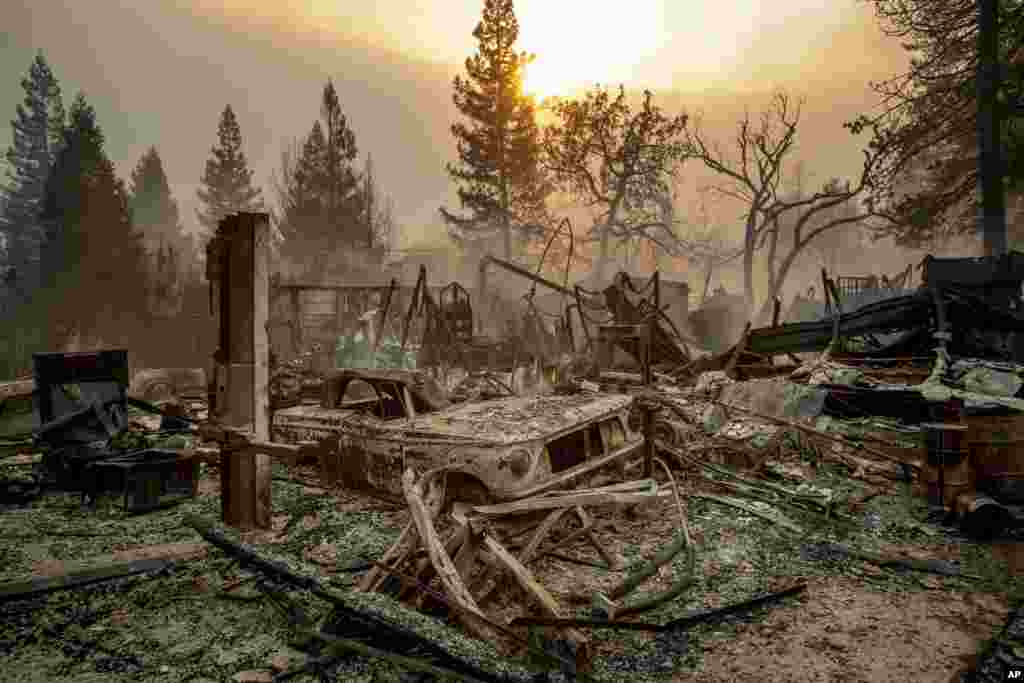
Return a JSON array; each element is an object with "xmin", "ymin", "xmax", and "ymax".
[
  {"xmin": 94, "ymin": 654, "xmax": 144, "ymax": 674},
  {"xmin": 600, "ymin": 629, "xmax": 689, "ymax": 675},
  {"xmin": 862, "ymin": 510, "xmax": 883, "ymax": 533},
  {"xmin": 799, "ymin": 542, "xmax": 850, "ymax": 565}
]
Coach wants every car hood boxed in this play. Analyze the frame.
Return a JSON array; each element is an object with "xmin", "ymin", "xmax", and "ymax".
[{"xmin": 362, "ymin": 391, "xmax": 634, "ymax": 446}]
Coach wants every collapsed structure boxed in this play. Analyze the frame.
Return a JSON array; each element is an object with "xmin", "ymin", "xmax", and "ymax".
[{"xmin": 3, "ymin": 211, "xmax": 1024, "ymax": 679}]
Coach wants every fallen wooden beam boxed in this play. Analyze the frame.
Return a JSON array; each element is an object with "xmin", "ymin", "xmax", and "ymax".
[
  {"xmin": 724, "ymin": 322, "xmax": 753, "ymax": 378},
  {"xmin": 482, "ymin": 531, "xmax": 590, "ymax": 661},
  {"xmin": 311, "ymin": 631, "xmax": 493, "ymax": 683},
  {"xmin": 405, "ymin": 523, "xmax": 471, "ymax": 604},
  {"xmin": 511, "ymin": 582, "xmax": 808, "ymax": 631},
  {"xmin": 817, "ymin": 542, "xmax": 981, "ymax": 578},
  {"xmin": 528, "ymin": 516, "xmax": 598, "ymax": 564},
  {"xmin": 471, "ymin": 485, "xmax": 656, "ymax": 517},
  {"xmin": 483, "ymin": 533, "xmax": 563, "ymax": 617},
  {"xmin": 367, "ymin": 559, "xmax": 580, "ymax": 675},
  {"xmin": 402, "ymin": 469, "xmax": 488, "ymax": 624},
  {"xmin": 519, "ymin": 508, "xmax": 569, "ymax": 564},
  {"xmin": 507, "ymin": 441, "xmax": 644, "ymax": 500},
  {"xmin": 0, "ymin": 558, "xmax": 176, "ymax": 603},
  {"xmin": 358, "ymin": 520, "xmax": 417, "ymax": 592},
  {"xmin": 540, "ymin": 479, "xmax": 657, "ymax": 497},
  {"xmin": 575, "ymin": 506, "xmax": 618, "ymax": 570},
  {"xmin": 452, "ymin": 521, "xmax": 481, "ymax": 584},
  {"xmin": 706, "ymin": 398, "xmax": 922, "ymax": 470},
  {"xmin": 187, "ymin": 512, "xmax": 510, "ymax": 679}
]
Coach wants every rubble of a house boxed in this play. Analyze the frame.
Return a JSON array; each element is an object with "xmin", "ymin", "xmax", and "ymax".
[{"xmin": 5, "ymin": 216, "xmax": 1024, "ymax": 681}]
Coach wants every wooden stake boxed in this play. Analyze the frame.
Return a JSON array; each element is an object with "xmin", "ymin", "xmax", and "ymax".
[
  {"xmin": 519, "ymin": 508, "xmax": 569, "ymax": 564},
  {"xmin": 482, "ymin": 533, "xmax": 590, "ymax": 663},
  {"xmin": 575, "ymin": 507, "xmax": 618, "ymax": 570},
  {"xmin": 452, "ymin": 521, "xmax": 480, "ymax": 584},
  {"xmin": 724, "ymin": 322, "xmax": 752, "ymax": 379},
  {"xmin": 484, "ymin": 532, "xmax": 564, "ymax": 616},
  {"xmin": 402, "ymin": 469, "xmax": 484, "ymax": 617},
  {"xmin": 357, "ymin": 521, "xmax": 417, "ymax": 592}
]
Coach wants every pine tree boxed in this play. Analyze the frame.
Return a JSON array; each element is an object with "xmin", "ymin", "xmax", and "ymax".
[
  {"xmin": 2, "ymin": 51, "xmax": 64, "ymax": 291},
  {"xmin": 129, "ymin": 146, "xmax": 192, "ymax": 311},
  {"xmin": 359, "ymin": 153, "xmax": 396, "ymax": 250},
  {"xmin": 129, "ymin": 146, "xmax": 183, "ymax": 250},
  {"xmin": 275, "ymin": 82, "xmax": 363, "ymax": 251},
  {"xmin": 39, "ymin": 93, "xmax": 147, "ymax": 347},
  {"xmin": 362, "ymin": 153, "xmax": 376, "ymax": 249},
  {"xmin": 441, "ymin": 0, "xmax": 550, "ymax": 260},
  {"xmin": 318, "ymin": 80, "xmax": 360, "ymax": 248},
  {"xmin": 276, "ymin": 121, "xmax": 327, "ymax": 240},
  {"xmin": 196, "ymin": 104, "xmax": 263, "ymax": 236},
  {"xmin": 853, "ymin": 0, "xmax": 1024, "ymax": 246}
]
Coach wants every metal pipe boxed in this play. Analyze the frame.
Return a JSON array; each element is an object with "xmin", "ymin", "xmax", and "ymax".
[{"xmin": 478, "ymin": 254, "xmax": 576, "ymax": 297}]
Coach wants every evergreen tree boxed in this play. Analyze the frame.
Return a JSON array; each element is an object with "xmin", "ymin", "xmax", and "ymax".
[
  {"xmin": 359, "ymin": 153, "xmax": 396, "ymax": 250},
  {"xmin": 196, "ymin": 104, "xmax": 263, "ymax": 236},
  {"xmin": 129, "ymin": 146, "xmax": 183, "ymax": 250},
  {"xmin": 319, "ymin": 80, "xmax": 361, "ymax": 247},
  {"xmin": 39, "ymin": 93, "xmax": 147, "ymax": 347},
  {"xmin": 129, "ymin": 146, "xmax": 192, "ymax": 311},
  {"xmin": 275, "ymin": 82, "xmax": 364, "ymax": 251},
  {"xmin": 2, "ymin": 51, "xmax": 64, "ymax": 291},
  {"xmin": 362, "ymin": 153, "xmax": 377, "ymax": 249},
  {"xmin": 441, "ymin": 0, "xmax": 551, "ymax": 260},
  {"xmin": 276, "ymin": 121, "xmax": 327, "ymax": 240},
  {"xmin": 853, "ymin": 0, "xmax": 1024, "ymax": 246}
]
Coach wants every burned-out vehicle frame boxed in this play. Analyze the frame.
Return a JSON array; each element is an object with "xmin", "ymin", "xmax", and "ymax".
[{"xmin": 272, "ymin": 368, "xmax": 643, "ymax": 500}]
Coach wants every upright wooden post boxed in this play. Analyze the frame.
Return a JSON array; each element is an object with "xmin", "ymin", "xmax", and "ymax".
[
  {"xmin": 253, "ymin": 216, "xmax": 270, "ymax": 442},
  {"xmin": 214, "ymin": 212, "xmax": 272, "ymax": 530}
]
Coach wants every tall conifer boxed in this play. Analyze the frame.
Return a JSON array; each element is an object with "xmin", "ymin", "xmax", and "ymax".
[
  {"xmin": 441, "ymin": 0, "xmax": 550, "ymax": 259},
  {"xmin": 196, "ymin": 105, "xmax": 263, "ymax": 236},
  {"xmin": 2, "ymin": 51, "xmax": 64, "ymax": 291}
]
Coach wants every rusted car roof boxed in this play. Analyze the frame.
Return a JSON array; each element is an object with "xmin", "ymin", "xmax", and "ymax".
[{"xmin": 380, "ymin": 391, "xmax": 634, "ymax": 445}]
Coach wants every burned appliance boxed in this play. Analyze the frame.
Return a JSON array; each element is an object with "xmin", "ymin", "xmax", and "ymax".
[{"xmin": 32, "ymin": 350, "xmax": 198, "ymax": 511}]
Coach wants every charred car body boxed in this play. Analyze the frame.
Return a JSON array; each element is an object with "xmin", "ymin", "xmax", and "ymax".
[{"xmin": 272, "ymin": 368, "xmax": 643, "ymax": 500}]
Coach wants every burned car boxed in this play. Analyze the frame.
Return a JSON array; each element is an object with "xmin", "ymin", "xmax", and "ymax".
[{"xmin": 272, "ymin": 368, "xmax": 643, "ymax": 501}]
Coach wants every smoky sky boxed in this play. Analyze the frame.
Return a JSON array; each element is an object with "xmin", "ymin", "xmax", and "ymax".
[{"xmin": 1, "ymin": 1, "xmax": 909, "ymax": 247}]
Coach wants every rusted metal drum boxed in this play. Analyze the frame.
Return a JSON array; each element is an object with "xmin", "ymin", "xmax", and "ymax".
[
  {"xmin": 966, "ymin": 412, "xmax": 1024, "ymax": 502},
  {"xmin": 917, "ymin": 458, "xmax": 975, "ymax": 507}
]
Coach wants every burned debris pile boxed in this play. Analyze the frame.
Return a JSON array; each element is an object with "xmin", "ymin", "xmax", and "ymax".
[{"xmin": 3, "ymin": 215, "xmax": 1024, "ymax": 681}]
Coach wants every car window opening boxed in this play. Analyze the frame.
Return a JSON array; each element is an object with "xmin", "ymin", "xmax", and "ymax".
[
  {"xmin": 378, "ymin": 382, "xmax": 407, "ymax": 421},
  {"xmin": 548, "ymin": 423, "xmax": 604, "ymax": 473}
]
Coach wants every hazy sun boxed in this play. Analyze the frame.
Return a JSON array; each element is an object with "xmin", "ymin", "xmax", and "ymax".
[{"xmin": 517, "ymin": 1, "xmax": 668, "ymax": 102}]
